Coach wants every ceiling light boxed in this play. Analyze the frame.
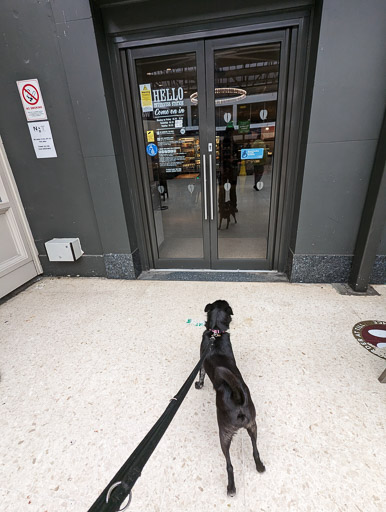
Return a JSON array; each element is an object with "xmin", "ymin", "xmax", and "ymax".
[{"xmin": 190, "ymin": 87, "xmax": 246, "ymax": 106}]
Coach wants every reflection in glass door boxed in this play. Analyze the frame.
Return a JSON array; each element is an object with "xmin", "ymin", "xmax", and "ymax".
[
  {"xmin": 135, "ymin": 49, "xmax": 207, "ymax": 262},
  {"xmin": 211, "ymin": 42, "xmax": 281, "ymax": 261}
]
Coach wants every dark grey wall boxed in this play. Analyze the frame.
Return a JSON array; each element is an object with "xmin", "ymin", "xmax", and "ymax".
[
  {"xmin": 379, "ymin": 225, "xmax": 386, "ymax": 255},
  {"xmin": 295, "ymin": 0, "xmax": 386, "ymax": 257},
  {"xmin": 0, "ymin": 0, "xmax": 134, "ymax": 277},
  {"xmin": 101, "ymin": 0, "xmax": 313, "ymax": 35}
]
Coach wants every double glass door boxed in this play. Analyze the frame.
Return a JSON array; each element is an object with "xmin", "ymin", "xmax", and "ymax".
[{"xmin": 128, "ymin": 31, "xmax": 288, "ymax": 269}]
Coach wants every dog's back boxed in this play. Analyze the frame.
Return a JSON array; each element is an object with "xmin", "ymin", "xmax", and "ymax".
[{"xmin": 210, "ymin": 347, "xmax": 256, "ymax": 421}]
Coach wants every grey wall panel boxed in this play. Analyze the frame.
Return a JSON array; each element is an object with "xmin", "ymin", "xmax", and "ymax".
[
  {"xmin": 307, "ymin": 0, "xmax": 386, "ymax": 144},
  {"xmin": 102, "ymin": 0, "xmax": 313, "ymax": 35},
  {"xmin": 0, "ymin": 0, "xmax": 103, "ymax": 257},
  {"xmin": 40, "ymin": 255, "xmax": 106, "ymax": 277},
  {"xmin": 51, "ymin": 0, "xmax": 92, "ymax": 23},
  {"xmin": 379, "ymin": 224, "xmax": 386, "ymax": 255},
  {"xmin": 55, "ymin": 18, "xmax": 115, "ymax": 158},
  {"xmin": 84, "ymin": 155, "xmax": 131, "ymax": 254},
  {"xmin": 308, "ymin": 84, "xmax": 386, "ymax": 145},
  {"xmin": 89, "ymin": 5, "xmax": 140, "ymax": 256},
  {"xmin": 295, "ymin": 139, "xmax": 377, "ymax": 254},
  {"xmin": 295, "ymin": 0, "xmax": 386, "ymax": 255},
  {"xmin": 53, "ymin": 6, "xmax": 132, "ymax": 256}
]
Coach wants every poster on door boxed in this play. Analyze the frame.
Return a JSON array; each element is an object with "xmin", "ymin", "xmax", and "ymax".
[
  {"xmin": 139, "ymin": 84, "xmax": 153, "ymax": 112},
  {"xmin": 140, "ymin": 85, "xmax": 186, "ymax": 127},
  {"xmin": 139, "ymin": 84, "xmax": 196, "ymax": 173},
  {"xmin": 157, "ymin": 129, "xmax": 186, "ymax": 172}
]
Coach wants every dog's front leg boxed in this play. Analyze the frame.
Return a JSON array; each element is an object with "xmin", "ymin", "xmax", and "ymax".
[
  {"xmin": 219, "ymin": 430, "xmax": 236, "ymax": 496},
  {"xmin": 195, "ymin": 366, "xmax": 206, "ymax": 389}
]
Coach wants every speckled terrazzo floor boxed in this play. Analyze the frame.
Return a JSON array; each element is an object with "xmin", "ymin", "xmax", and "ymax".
[{"xmin": 0, "ymin": 277, "xmax": 385, "ymax": 512}]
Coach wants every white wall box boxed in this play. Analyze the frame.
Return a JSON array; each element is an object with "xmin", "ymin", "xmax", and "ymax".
[{"xmin": 45, "ymin": 238, "xmax": 84, "ymax": 262}]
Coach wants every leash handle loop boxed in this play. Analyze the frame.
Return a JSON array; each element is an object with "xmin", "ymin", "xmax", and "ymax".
[
  {"xmin": 106, "ymin": 483, "xmax": 132, "ymax": 511},
  {"xmin": 88, "ymin": 340, "xmax": 213, "ymax": 512}
]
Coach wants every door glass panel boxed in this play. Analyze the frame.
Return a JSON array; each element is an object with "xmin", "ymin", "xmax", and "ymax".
[
  {"xmin": 214, "ymin": 43, "xmax": 280, "ymax": 259},
  {"xmin": 136, "ymin": 53, "xmax": 203, "ymax": 259}
]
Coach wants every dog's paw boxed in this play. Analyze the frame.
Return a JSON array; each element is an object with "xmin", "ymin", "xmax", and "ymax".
[
  {"xmin": 195, "ymin": 381, "xmax": 203, "ymax": 389},
  {"xmin": 227, "ymin": 486, "xmax": 236, "ymax": 497},
  {"xmin": 256, "ymin": 461, "xmax": 266, "ymax": 473}
]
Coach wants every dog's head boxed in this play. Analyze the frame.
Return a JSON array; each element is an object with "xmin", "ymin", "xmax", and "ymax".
[{"xmin": 204, "ymin": 300, "xmax": 233, "ymax": 332}]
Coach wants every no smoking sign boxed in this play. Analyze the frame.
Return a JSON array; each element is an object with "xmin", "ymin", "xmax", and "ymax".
[
  {"xmin": 17, "ymin": 78, "xmax": 47, "ymax": 121},
  {"xmin": 22, "ymin": 84, "xmax": 39, "ymax": 105}
]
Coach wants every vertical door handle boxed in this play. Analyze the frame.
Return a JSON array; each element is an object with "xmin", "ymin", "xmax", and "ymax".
[
  {"xmin": 202, "ymin": 154, "xmax": 208, "ymax": 220},
  {"xmin": 209, "ymin": 153, "xmax": 214, "ymax": 220}
]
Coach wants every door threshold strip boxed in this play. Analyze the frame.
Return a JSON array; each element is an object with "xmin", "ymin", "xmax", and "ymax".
[
  {"xmin": 149, "ymin": 268, "xmax": 279, "ymax": 273},
  {"xmin": 138, "ymin": 270, "xmax": 288, "ymax": 282}
]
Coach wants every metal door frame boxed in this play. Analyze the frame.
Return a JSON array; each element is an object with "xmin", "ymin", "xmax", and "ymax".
[{"xmin": 111, "ymin": 15, "xmax": 311, "ymax": 272}]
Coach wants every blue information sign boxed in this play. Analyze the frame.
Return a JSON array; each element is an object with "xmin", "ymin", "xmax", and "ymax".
[
  {"xmin": 241, "ymin": 148, "xmax": 264, "ymax": 160},
  {"xmin": 146, "ymin": 143, "xmax": 158, "ymax": 156}
]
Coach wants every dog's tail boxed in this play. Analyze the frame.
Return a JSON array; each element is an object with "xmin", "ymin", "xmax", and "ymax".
[{"xmin": 214, "ymin": 367, "xmax": 245, "ymax": 405}]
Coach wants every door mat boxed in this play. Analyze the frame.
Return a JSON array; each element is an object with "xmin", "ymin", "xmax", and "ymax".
[{"xmin": 352, "ymin": 321, "xmax": 386, "ymax": 360}]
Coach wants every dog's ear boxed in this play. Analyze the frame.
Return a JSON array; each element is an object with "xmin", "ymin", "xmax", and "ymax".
[
  {"xmin": 227, "ymin": 306, "xmax": 234, "ymax": 316},
  {"xmin": 204, "ymin": 303, "xmax": 213, "ymax": 313}
]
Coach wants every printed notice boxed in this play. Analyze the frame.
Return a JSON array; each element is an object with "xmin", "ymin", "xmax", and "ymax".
[
  {"xmin": 140, "ymin": 84, "xmax": 153, "ymax": 112},
  {"xmin": 17, "ymin": 79, "xmax": 47, "ymax": 121},
  {"xmin": 28, "ymin": 121, "xmax": 57, "ymax": 158}
]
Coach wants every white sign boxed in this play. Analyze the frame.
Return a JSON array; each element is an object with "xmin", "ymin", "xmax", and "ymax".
[
  {"xmin": 28, "ymin": 121, "xmax": 57, "ymax": 159},
  {"xmin": 152, "ymin": 87, "xmax": 184, "ymax": 108},
  {"xmin": 17, "ymin": 79, "xmax": 47, "ymax": 121},
  {"xmin": 224, "ymin": 113, "xmax": 231, "ymax": 123}
]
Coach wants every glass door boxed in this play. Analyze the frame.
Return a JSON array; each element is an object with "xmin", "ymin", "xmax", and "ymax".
[
  {"xmin": 205, "ymin": 32, "xmax": 287, "ymax": 270},
  {"xmin": 129, "ymin": 42, "xmax": 210, "ymax": 268}
]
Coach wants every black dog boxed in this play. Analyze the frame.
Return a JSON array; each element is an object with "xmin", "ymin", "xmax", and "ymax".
[
  {"xmin": 195, "ymin": 300, "xmax": 265, "ymax": 496},
  {"xmin": 218, "ymin": 200, "xmax": 237, "ymax": 230}
]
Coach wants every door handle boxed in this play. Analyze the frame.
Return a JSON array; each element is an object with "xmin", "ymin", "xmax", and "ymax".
[
  {"xmin": 209, "ymin": 153, "xmax": 214, "ymax": 220},
  {"xmin": 202, "ymin": 154, "xmax": 208, "ymax": 220}
]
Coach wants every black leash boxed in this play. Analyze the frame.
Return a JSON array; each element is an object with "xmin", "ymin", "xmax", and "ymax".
[{"xmin": 87, "ymin": 337, "xmax": 214, "ymax": 512}]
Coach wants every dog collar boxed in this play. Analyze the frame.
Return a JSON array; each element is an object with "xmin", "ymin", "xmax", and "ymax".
[{"xmin": 209, "ymin": 329, "xmax": 225, "ymax": 337}]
